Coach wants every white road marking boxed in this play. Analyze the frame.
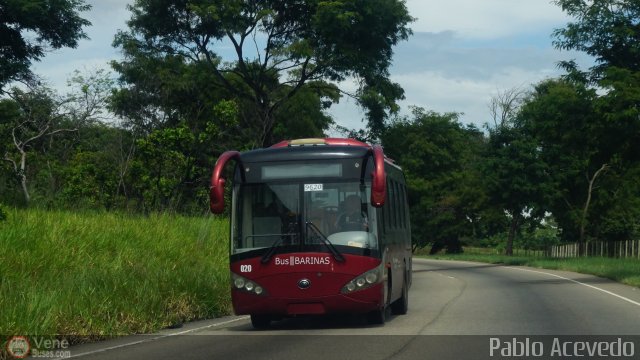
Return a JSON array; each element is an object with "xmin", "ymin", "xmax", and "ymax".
[
  {"xmin": 434, "ymin": 272, "xmax": 456, "ymax": 280},
  {"xmin": 68, "ymin": 316, "xmax": 250, "ymax": 358},
  {"xmin": 506, "ymin": 266, "xmax": 640, "ymax": 308}
]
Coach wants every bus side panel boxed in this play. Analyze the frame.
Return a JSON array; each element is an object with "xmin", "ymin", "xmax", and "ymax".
[{"xmin": 380, "ymin": 163, "xmax": 412, "ymax": 306}]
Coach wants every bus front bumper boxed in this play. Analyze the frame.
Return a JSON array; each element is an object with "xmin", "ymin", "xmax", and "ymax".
[{"xmin": 231, "ymin": 283, "xmax": 384, "ymax": 316}]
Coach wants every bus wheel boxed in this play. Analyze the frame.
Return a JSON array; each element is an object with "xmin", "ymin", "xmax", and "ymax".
[
  {"xmin": 391, "ymin": 272, "xmax": 409, "ymax": 315},
  {"xmin": 250, "ymin": 314, "xmax": 271, "ymax": 329}
]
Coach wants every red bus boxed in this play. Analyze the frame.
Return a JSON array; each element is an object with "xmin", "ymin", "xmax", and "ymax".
[{"xmin": 210, "ymin": 138, "xmax": 412, "ymax": 328}]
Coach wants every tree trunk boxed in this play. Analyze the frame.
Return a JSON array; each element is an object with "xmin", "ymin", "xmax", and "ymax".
[
  {"xmin": 259, "ymin": 103, "xmax": 278, "ymax": 148},
  {"xmin": 506, "ymin": 213, "xmax": 520, "ymax": 256},
  {"xmin": 19, "ymin": 150, "xmax": 30, "ymax": 204},
  {"xmin": 579, "ymin": 164, "xmax": 608, "ymax": 256}
]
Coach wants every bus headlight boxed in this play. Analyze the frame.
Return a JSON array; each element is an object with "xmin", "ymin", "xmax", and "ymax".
[
  {"xmin": 341, "ymin": 264, "xmax": 384, "ymax": 294},
  {"xmin": 231, "ymin": 273, "xmax": 267, "ymax": 296},
  {"xmin": 365, "ymin": 272, "xmax": 378, "ymax": 284}
]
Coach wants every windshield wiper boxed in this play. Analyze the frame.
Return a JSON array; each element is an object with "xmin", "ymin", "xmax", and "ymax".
[
  {"xmin": 260, "ymin": 221, "xmax": 299, "ymax": 264},
  {"xmin": 306, "ymin": 221, "xmax": 345, "ymax": 262},
  {"xmin": 260, "ymin": 237, "xmax": 283, "ymax": 264}
]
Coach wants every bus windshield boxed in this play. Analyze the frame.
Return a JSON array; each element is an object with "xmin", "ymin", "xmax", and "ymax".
[{"xmin": 231, "ymin": 182, "xmax": 379, "ymax": 255}]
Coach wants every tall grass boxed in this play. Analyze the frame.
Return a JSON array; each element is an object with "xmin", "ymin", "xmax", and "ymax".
[
  {"xmin": 425, "ymin": 248, "xmax": 640, "ymax": 288},
  {"xmin": 0, "ymin": 208, "xmax": 231, "ymax": 337}
]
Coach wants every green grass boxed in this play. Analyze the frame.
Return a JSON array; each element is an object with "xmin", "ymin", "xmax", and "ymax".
[
  {"xmin": 423, "ymin": 248, "xmax": 640, "ymax": 288},
  {"xmin": 0, "ymin": 208, "xmax": 231, "ymax": 338}
]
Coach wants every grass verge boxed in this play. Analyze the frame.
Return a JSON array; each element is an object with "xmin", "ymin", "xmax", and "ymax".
[
  {"xmin": 0, "ymin": 208, "xmax": 231, "ymax": 338},
  {"xmin": 422, "ymin": 251, "xmax": 640, "ymax": 288}
]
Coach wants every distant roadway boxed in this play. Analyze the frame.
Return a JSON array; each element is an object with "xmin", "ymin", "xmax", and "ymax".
[{"xmin": 68, "ymin": 258, "xmax": 640, "ymax": 359}]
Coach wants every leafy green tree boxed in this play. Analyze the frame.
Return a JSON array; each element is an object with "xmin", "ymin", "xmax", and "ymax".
[
  {"xmin": 110, "ymin": 53, "xmax": 250, "ymax": 209},
  {"xmin": 518, "ymin": 79, "xmax": 613, "ymax": 251},
  {"xmin": 132, "ymin": 124, "xmax": 196, "ymax": 211},
  {"xmin": 553, "ymin": 0, "xmax": 640, "ymax": 82},
  {"xmin": 1, "ymin": 84, "xmax": 76, "ymax": 204},
  {"xmin": 271, "ymin": 83, "xmax": 338, "ymax": 141},
  {"xmin": 0, "ymin": 0, "xmax": 91, "ymax": 90},
  {"xmin": 482, "ymin": 89, "xmax": 551, "ymax": 255},
  {"xmin": 1, "ymin": 71, "xmax": 115, "ymax": 205},
  {"xmin": 381, "ymin": 108, "xmax": 485, "ymax": 253},
  {"xmin": 586, "ymin": 160, "xmax": 640, "ymax": 245},
  {"xmin": 57, "ymin": 122, "xmax": 134, "ymax": 210},
  {"xmin": 483, "ymin": 126, "xmax": 550, "ymax": 255},
  {"xmin": 113, "ymin": 0, "xmax": 413, "ymax": 145},
  {"xmin": 547, "ymin": 0, "xmax": 640, "ymax": 251},
  {"xmin": 553, "ymin": 0, "xmax": 640, "ymax": 165}
]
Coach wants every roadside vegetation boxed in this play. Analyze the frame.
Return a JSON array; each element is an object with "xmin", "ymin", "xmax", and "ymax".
[
  {"xmin": 420, "ymin": 247, "xmax": 640, "ymax": 288},
  {"xmin": 0, "ymin": 208, "xmax": 231, "ymax": 337}
]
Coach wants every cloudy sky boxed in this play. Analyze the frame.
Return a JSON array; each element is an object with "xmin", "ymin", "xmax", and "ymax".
[{"xmin": 32, "ymin": 0, "xmax": 594, "ymax": 131}]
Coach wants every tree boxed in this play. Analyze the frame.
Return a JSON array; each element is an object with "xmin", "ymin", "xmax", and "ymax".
[
  {"xmin": 1, "ymin": 71, "xmax": 113, "ymax": 205},
  {"xmin": 553, "ymin": 0, "xmax": 640, "ymax": 82},
  {"xmin": 548, "ymin": 0, "xmax": 640, "ymax": 252},
  {"xmin": 271, "ymin": 83, "xmax": 338, "ymax": 141},
  {"xmin": 518, "ymin": 79, "xmax": 610, "ymax": 253},
  {"xmin": 553, "ymin": 0, "xmax": 640, "ymax": 163},
  {"xmin": 0, "ymin": 0, "xmax": 91, "ymax": 90},
  {"xmin": 483, "ymin": 89, "xmax": 550, "ymax": 256},
  {"xmin": 110, "ymin": 54, "xmax": 253, "ymax": 209},
  {"xmin": 488, "ymin": 87, "xmax": 526, "ymax": 129},
  {"xmin": 132, "ymin": 124, "xmax": 196, "ymax": 211},
  {"xmin": 381, "ymin": 108, "xmax": 485, "ymax": 254},
  {"xmin": 113, "ymin": 0, "xmax": 413, "ymax": 146},
  {"xmin": 483, "ymin": 126, "xmax": 550, "ymax": 256},
  {"xmin": 1, "ymin": 83, "xmax": 76, "ymax": 203}
]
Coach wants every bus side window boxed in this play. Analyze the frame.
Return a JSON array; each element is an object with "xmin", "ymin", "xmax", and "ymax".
[
  {"xmin": 381, "ymin": 200, "xmax": 386, "ymax": 235},
  {"xmin": 389, "ymin": 181, "xmax": 398, "ymax": 229},
  {"xmin": 394, "ymin": 181, "xmax": 401, "ymax": 229},
  {"xmin": 383, "ymin": 181, "xmax": 390, "ymax": 231},
  {"xmin": 399, "ymin": 184, "xmax": 406, "ymax": 229},
  {"xmin": 404, "ymin": 185, "xmax": 409, "ymax": 229}
]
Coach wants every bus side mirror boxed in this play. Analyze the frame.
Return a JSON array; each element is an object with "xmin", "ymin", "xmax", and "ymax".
[
  {"xmin": 371, "ymin": 145, "xmax": 386, "ymax": 207},
  {"xmin": 210, "ymin": 151, "xmax": 242, "ymax": 214}
]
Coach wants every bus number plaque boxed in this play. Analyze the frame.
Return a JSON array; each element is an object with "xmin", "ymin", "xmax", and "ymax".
[{"xmin": 304, "ymin": 184, "xmax": 323, "ymax": 192}]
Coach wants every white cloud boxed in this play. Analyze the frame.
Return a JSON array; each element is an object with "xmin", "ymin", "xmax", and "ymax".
[
  {"xmin": 406, "ymin": 0, "xmax": 568, "ymax": 39},
  {"xmin": 329, "ymin": 28, "xmax": 594, "ymax": 131},
  {"xmin": 391, "ymin": 67, "xmax": 551, "ymax": 126}
]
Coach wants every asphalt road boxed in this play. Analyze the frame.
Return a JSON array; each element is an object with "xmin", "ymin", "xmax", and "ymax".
[{"xmin": 67, "ymin": 258, "xmax": 640, "ymax": 360}]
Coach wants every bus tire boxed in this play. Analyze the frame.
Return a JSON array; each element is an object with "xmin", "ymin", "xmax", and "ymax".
[
  {"xmin": 250, "ymin": 314, "xmax": 271, "ymax": 329},
  {"xmin": 391, "ymin": 272, "xmax": 409, "ymax": 315}
]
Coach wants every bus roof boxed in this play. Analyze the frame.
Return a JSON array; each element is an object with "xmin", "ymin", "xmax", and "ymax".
[
  {"xmin": 270, "ymin": 138, "xmax": 369, "ymax": 148},
  {"xmin": 239, "ymin": 144, "xmax": 371, "ymax": 163},
  {"xmin": 241, "ymin": 138, "xmax": 398, "ymax": 167}
]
